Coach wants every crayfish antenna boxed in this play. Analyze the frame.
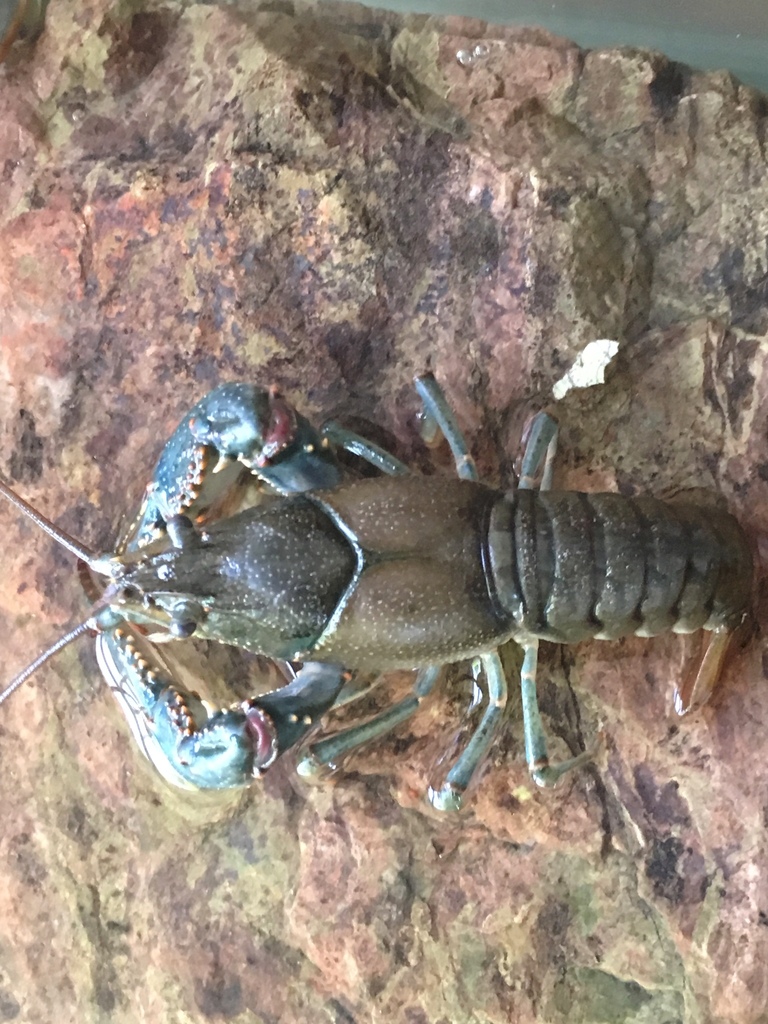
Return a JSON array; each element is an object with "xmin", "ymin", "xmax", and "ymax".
[
  {"xmin": 0, "ymin": 477, "xmax": 127, "ymax": 705},
  {"xmin": 0, "ymin": 477, "xmax": 106, "ymax": 568},
  {"xmin": 0, "ymin": 617, "xmax": 97, "ymax": 705}
]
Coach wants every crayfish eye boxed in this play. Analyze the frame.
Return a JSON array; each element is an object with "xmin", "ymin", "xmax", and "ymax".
[
  {"xmin": 168, "ymin": 598, "xmax": 205, "ymax": 639},
  {"xmin": 170, "ymin": 619, "xmax": 196, "ymax": 639}
]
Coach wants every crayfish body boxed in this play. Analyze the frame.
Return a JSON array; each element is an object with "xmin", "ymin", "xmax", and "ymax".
[{"xmin": 0, "ymin": 378, "xmax": 752, "ymax": 809}]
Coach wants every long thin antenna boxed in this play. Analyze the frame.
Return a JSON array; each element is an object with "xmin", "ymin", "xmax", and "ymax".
[
  {"xmin": 0, "ymin": 477, "xmax": 99, "ymax": 565},
  {"xmin": 0, "ymin": 617, "xmax": 96, "ymax": 705}
]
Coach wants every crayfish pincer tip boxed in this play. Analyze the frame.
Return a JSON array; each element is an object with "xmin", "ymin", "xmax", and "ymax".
[{"xmin": 428, "ymin": 783, "xmax": 464, "ymax": 814}]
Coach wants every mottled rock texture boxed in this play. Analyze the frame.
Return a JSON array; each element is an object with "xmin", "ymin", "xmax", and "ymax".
[{"xmin": 1, "ymin": 2, "xmax": 767, "ymax": 1022}]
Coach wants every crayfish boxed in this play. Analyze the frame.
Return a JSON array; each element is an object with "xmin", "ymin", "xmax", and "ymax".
[{"xmin": 0, "ymin": 376, "xmax": 752, "ymax": 810}]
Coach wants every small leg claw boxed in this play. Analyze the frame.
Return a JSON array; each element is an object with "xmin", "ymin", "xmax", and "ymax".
[{"xmin": 529, "ymin": 731, "xmax": 605, "ymax": 788}]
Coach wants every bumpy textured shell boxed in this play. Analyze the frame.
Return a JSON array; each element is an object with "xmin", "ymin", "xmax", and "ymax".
[{"xmin": 488, "ymin": 491, "xmax": 753, "ymax": 644}]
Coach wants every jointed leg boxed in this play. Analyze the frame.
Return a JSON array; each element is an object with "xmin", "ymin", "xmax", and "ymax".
[
  {"xmin": 414, "ymin": 374, "xmax": 479, "ymax": 481},
  {"xmin": 519, "ymin": 411, "xmax": 559, "ymax": 491},
  {"xmin": 323, "ymin": 375, "xmax": 482, "ymax": 481},
  {"xmin": 428, "ymin": 651, "xmax": 508, "ymax": 812},
  {"xmin": 519, "ymin": 640, "xmax": 596, "ymax": 788},
  {"xmin": 295, "ymin": 666, "xmax": 441, "ymax": 779},
  {"xmin": 320, "ymin": 420, "xmax": 409, "ymax": 476}
]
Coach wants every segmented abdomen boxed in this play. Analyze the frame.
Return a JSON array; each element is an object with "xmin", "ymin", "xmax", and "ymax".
[{"xmin": 487, "ymin": 491, "xmax": 752, "ymax": 643}]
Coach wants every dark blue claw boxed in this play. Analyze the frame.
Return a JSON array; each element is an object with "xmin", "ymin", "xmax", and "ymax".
[
  {"xmin": 97, "ymin": 627, "xmax": 348, "ymax": 790},
  {"xmin": 187, "ymin": 383, "xmax": 343, "ymax": 494},
  {"xmin": 131, "ymin": 383, "xmax": 344, "ymax": 548},
  {"xmin": 251, "ymin": 662, "xmax": 349, "ymax": 754}
]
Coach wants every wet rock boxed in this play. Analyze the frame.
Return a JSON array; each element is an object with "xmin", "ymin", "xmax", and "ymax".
[{"xmin": 0, "ymin": 3, "xmax": 766, "ymax": 1022}]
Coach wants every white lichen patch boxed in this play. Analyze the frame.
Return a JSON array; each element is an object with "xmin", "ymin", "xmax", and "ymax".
[{"xmin": 552, "ymin": 339, "xmax": 620, "ymax": 401}]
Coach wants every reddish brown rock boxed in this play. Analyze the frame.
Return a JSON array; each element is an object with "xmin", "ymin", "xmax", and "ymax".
[{"xmin": 0, "ymin": 2, "xmax": 767, "ymax": 1022}]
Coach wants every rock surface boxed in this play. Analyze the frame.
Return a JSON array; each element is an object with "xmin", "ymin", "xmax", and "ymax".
[{"xmin": 1, "ymin": 2, "xmax": 767, "ymax": 1022}]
